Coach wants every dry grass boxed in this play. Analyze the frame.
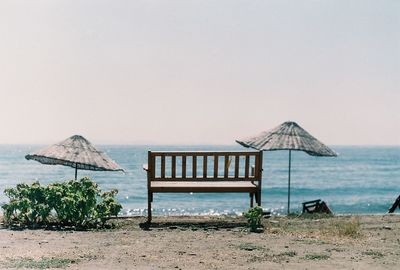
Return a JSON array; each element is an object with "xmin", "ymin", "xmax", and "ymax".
[
  {"xmin": 264, "ymin": 215, "xmax": 362, "ymax": 239},
  {"xmin": 321, "ymin": 217, "xmax": 362, "ymax": 238},
  {"xmin": 362, "ymin": 250, "xmax": 384, "ymax": 259},
  {"xmin": 304, "ymin": 253, "xmax": 331, "ymax": 260}
]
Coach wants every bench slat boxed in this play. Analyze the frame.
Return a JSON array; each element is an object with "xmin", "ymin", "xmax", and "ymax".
[
  {"xmin": 152, "ymin": 177, "xmax": 258, "ymax": 182},
  {"xmin": 182, "ymin": 156, "xmax": 186, "ymax": 178},
  {"xmin": 255, "ymin": 152, "xmax": 260, "ymax": 178},
  {"xmin": 214, "ymin": 155, "xmax": 218, "ymax": 178},
  {"xmin": 150, "ymin": 181, "xmax": 258, "ymax": 193},
  {"xmin": 192, "ymin": 156, "xmax": 197, "ymax": 178},
  {"xmin": 150, "ymin": 151, "xmax": 259, "ymax": 156},
  {"xmin": 245, "ymin": 155, "xmax": 250, "ymax": 178},
  {"xmin": 234, "ymin": 155, "xmax": 239, "ymax": 178},
  {"xmin": 203, "ymin": 155, "xmax": 207, "ymax": 178},
  {"xmin": 224, "ymin": 155, "xmax": 229, "ymax": 178},
  {"xmin": 161, "ymin": 156, "xmax": 165, "ymax": 178},
  {"xmin": 171, "ymin": 156, "xmax": 176, "ymax": 178}
]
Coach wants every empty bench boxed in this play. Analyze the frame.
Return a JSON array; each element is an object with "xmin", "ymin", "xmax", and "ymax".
[{"xmin": 143, "ymin": 151, "xmax": 263, "ymax": 222}]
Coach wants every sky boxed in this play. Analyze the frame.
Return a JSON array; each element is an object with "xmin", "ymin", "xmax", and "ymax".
[{"xmin": 0, "ymin": 0, "xmax": 399, "ymax": 145}]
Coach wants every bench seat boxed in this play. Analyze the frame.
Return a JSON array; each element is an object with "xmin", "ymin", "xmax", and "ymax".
[{"xmin": 151, "ymin": 181, "xmax": 258, "ymax": 193}]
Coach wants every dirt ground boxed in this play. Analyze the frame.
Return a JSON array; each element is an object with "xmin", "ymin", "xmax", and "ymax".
[{"xmin": 0, "ymin": 214, "xmax": 399, "ymax": 269}]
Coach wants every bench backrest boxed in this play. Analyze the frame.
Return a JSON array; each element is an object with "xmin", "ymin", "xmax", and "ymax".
[{"xmin": 146, "ymin": 151, "xmax": 263, "ymax": 182}]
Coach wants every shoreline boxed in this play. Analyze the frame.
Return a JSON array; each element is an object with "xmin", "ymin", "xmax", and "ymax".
[{"xmin": 1, "ymin": 214, "xmax": 399, "ymax": 269}]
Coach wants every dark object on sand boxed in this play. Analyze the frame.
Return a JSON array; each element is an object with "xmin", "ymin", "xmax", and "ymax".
[
  {"xmin": 143, "ymin": 150, "xmax": 263, "ymax": 223},
  {"xmin": 26, "ymin": 135, "xmax": 124, "ymax": 179},
  {"xmin": 388, "ymin": 195, "xmax": 400, "ymax": 213},
  {"xmin": 302, "ymin": 199, "xmax": 332, "ymax": 215},
  {"xmin": 236, "ymin": 121, "xmax": 337, "ymax": 215}
]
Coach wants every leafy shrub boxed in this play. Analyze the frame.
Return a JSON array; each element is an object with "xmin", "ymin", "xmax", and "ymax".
[
  {"xmin": 2, "ymin": 177, "xmax": 122, "ymax": 229},
  {"xmin": 2, "ymin": 182, "xmax": 51, "ymax": 225},
  {"xmin": 243, "ymin": 206, "xmax": 263, "ymax": 232}
]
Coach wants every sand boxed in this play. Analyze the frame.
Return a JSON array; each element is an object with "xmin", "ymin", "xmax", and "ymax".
[{"xmin": 0, "ymin": 214, "xmax": 399, "ymax": 269}]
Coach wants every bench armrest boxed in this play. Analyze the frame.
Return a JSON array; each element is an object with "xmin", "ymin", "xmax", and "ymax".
[{"xmin": 143, "ymin": 164, "xmax": 148, "ymax": 171}]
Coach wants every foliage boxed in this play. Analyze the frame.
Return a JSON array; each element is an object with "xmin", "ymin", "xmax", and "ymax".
[
  {"xmin": 304, "ymin": 253, "xmax": 330, "ymax": 260},
  {"xmin": 2, "ymin": 177, "xmax": 122, "ymax": 229},
  {"xmin": 243, "ymin": 206, "xmax": 263, "ymax": 232},
  {"xmin": 238, "ymin": 243, "xmax": 264, "ymax": 251},
  {"xmin": 279, "ymin": 251, "xmax": 297, "ymax": 257},
  {"xmin": 362, "ymin": 250, "xmax": 384, "ymax": 258},
  {"xmin": 300, "ymin": 213, "xmax": 333, "ymax": 219},
  {"xmin": 1, "ymin": 257, "xmax": 75, "ymax": 269},
  {"xmin": 2, "ymin": 182, "xmax": 50, "ymax": 225}
]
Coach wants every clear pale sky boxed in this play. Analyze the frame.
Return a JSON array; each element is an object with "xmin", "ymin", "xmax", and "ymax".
[{"xmin": 0, "ymin": 0, "xmax": 399, "ymax": 145}]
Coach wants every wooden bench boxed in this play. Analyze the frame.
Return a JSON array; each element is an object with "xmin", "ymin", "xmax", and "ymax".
[{"xmin": 143, "ymin": 151, "xmax": 263, "ymax": 222}]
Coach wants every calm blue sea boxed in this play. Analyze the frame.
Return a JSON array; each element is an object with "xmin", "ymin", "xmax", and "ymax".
[{"xmin": 0, "ymin": 145, "xmax": 399, "ymax": 216}]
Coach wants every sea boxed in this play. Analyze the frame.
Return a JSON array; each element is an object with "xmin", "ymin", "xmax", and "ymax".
[{"xmin": 0, "ymin": 145, "xmax": 399, "ymax": 216}]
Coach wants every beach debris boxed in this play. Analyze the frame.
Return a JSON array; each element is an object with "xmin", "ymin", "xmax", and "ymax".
[
  {"xmin": 263, "ymin": 210, "xmax": 271, "ymax": 218},
  {"xmin": 302, "ymin": 199, "xmax": 333, "ymax": 215},
  {"xmin": 388, "ymin": 195, "xmax": 400, "ymax": 213}
]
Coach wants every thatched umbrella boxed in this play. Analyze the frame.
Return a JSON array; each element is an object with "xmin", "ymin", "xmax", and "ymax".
[
  {"xmin": 26, "ymin": 135, "xmax": 124, "ymax": 179},
  {"xmin": 236, "ymin": 121, "xmax": 337, "ymax": 214}
]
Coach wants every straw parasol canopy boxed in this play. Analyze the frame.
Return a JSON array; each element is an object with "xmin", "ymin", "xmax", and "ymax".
[
  {"xmin": 26, "ymin": 135, "xmax": 124, "ymax": 179},
  {"xmin": 236, "ymin": 121, "xmax": 337, "ymax": 214}
]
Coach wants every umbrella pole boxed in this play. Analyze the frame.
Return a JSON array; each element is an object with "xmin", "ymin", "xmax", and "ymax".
[
  {"xmin": 288, "ymin": 150, "xmax": 291, "ymax": 215},
  {"xmin": 75, "ymin": 163, "xmax": 78, "ymax": 180}
]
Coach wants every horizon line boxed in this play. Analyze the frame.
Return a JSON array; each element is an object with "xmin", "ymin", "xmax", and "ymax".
[{"xmin": 0, "ymin": 143, "xmax": 399, "ymax": 147}]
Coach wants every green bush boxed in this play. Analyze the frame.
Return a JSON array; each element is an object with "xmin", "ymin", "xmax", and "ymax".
[
  {"xmin": 243, "ymin": 206, "xmax": 263, "ymax": 232},
  {"xmin": 2, "ymin": 177, "xmax": 122, "ymax": 229}
]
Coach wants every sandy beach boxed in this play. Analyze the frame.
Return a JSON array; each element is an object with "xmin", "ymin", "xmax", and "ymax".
[{"xmin": 0, "ymin": 214, "xmax": 399, "ymax": 269}]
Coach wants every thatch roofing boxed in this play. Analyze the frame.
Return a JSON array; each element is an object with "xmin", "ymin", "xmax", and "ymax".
[
  {"xmin": 236, "ymin": 121, "xmax": 337, "ymax": 157},
  {"xmin": 25, "ymin": 135, "xmax": 124, "ymax": 171}
]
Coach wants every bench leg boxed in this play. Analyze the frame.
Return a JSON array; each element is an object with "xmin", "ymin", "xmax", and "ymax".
[
  {"xmin": 147, "ymin": 192, "xmax": 152, "ymax": 223},
  {"xmin": 250, "ymin": 193, "xmax": 254, "ymax": 208},
  {"xmin": 254, "ymin": 190, "xmax": 261, "ymax": 206}
]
